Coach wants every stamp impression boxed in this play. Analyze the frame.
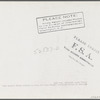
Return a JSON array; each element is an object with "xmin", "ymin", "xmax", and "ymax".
[
  {"xmin": 36, "ymin": 12, "xmax": 85, "ymax": 34},
  {"xmin": 64, "ymin": 35, "xmax": 99, "ymax": 67}
]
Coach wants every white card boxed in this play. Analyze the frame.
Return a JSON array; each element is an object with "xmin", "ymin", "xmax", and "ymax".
[{"xmin": 0, "ymin": 1, "xmax": 100, "ymax": 99}]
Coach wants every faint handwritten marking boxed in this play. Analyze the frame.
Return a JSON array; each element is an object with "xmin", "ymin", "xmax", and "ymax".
[{"xmin": 33, "ymin": 46, "xmax": 59, "ymax": 54}]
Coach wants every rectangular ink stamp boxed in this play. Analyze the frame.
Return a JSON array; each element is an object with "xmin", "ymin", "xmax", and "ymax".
[{"xmin": 36, "ymin": 12, "xmax": 85, "ymax": 34}]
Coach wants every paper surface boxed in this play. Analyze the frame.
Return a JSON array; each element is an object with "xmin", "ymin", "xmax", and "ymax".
[{"xmin": 0, "ymin": 1, "xmax": 100, "ymax": 99}]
